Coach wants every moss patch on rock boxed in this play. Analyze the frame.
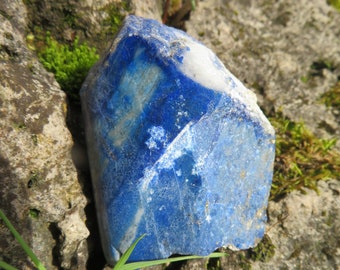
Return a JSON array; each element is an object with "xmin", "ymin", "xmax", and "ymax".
[
  {"xmin": 248, "ymin": 235, "xmax": 275, "ymax": 263},
  {"xmin": 269, "ymin": 111, "xmax": 340, "ymax": 201},
  {"xmin": 24, "ymin": 1, "xmax": 131, "ymax": 100},
  {"xmin": 37, "ymin": 33, "xmax": 99, "ymax": 100},
  {"xmin": 328, "ymin": 0, "xmax": 340, "ymax": 12},
  {"xmin": 101, "ymin": 1, "xmax": 131, "ymax": 36},
  {"xmin": 320, "ymin": 81, "xmax": 340, "ymax": 110}
]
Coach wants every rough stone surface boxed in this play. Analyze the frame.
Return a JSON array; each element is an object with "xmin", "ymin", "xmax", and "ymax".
[
  {"xmin": 186, "ymin": 0, "xmax": 340, "ymax": 147},
  {"xmin": 130, "ymin": 0, "xmax": 163, "ymax": 22},
  {"xmin": 0, "ymin": 2, "xmax": 88, "ymax": 269},
  {"xmin": 24, "ymin": 0, "xmax": 126, "ymax": 53},
  {"xmin": 81, "ymin": 15, "xmax": 275, "ymax": 264},
  {"xmin": 252, "ymin": 179, "xmax": 339, "ymax": 270}
]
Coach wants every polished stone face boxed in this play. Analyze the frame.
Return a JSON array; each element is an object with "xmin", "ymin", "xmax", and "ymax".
[{"xmin": 80, "ymin": 15, "xmax": 275, "ymax": 264}]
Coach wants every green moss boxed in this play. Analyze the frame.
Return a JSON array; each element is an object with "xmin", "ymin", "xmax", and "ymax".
[
  {"xmin": 329, "ymin": 0, "xmax": 340, "ymax": 12},
  {"xmin": 29, "ymin": 209, "xmax": 40, "ymax": 219},
  {"xmin": 26, "ymin": 33, "xmax": 36, "ymax": 51},
  {"xmin": 237, "ymin": 253, "xmax": 251, "ymax": 270},
  {"xmin": 198, "ymin": 31, "xmax": 205, "ymax": 37},
  {"xmin": 102, "ymin": 1, "xmax": 130, "ymax": 36},
  {"xmin": 269, "ymin": 112, "xmax": 340, "ymax": 200},
  {"xmin": 301, "ymin": 59, "xmax": 336, "ymax": 84},
  {"xmin": 13, "ymin": 122, "xmax": 26, "ymax": 130},
  {"xmin": 320, "ymin": 81, "xmax": 340, "ymax": 110},
  {"xmin": 300, "ymin": 75, "xmax": 309, "ymax": 83},
  {"xmin": 248, "ymin": 235, "xmax": 275, "ymax": 263},
  {"xmin": 63, "ymin": 8, "xmax": 79, "ymax": 28},
  {"xmin": 38, "ymin": 33, "xmax": 99, "ymax": 100},
  {"xmin": 310, "ymin": 60, "xmax": 335, "ymax": 76}
]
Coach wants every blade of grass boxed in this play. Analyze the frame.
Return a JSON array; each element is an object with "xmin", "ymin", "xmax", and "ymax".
[
  {"xmin": 0, "ymin": 261, "xmax": 19, "ymax": 270},
  {"xmin": 121, "ymin": 252, "xmax": 227, "ymax": 270},
  {"xmin": 0, "ymin": 209, "xmax": 47, "ymax": 270},
  {"xmin": 113, "ymin": 234, "xmax": 146, "ymax": 270}
]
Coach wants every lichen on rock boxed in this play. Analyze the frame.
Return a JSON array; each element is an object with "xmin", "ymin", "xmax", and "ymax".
[{"xmin": 0, "ymin": 1, "xmax": 88, "ymax": 269}]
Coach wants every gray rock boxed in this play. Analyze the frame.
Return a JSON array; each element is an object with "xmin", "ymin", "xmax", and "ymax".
[
  {"xmin": 24, "ymin": 0, "xmax": 131, "ymax": 54},
  {"xmin": 130, "ymin": 0, "xmax": 163, "ymax": 21},
  {"xmin": 186, "ymin": 0, "xmax": 340, "ymax": 146},
  {"xmin": 255, "ymin": 179, "xmax": 340, "ymax": 270},
  {"xmin": 0, "ymin": 0, "xmax": 28, "ymax": 33},
  {"xmin": 0, "ymin": 2, "xmax": 88, "ymax": 269}
]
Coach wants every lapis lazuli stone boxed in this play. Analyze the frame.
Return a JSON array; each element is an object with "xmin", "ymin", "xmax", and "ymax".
[{"xmin": 80, "ymin": 15, "xmax": 275, "ymax": 265}]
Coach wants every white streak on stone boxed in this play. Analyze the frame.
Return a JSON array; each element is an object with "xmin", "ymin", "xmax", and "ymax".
[
  {"xmin": 140, "ymin": 166, "xmax": 158, "ymax": 193},
  {"xmin": 139, "ymin": 122, "xmax": 194, "ymax": 193},
  {"xmin": 119, "ymin": 208, "xmax": 145, "ymax": 253},
  {"xmin": 157, "ymin": 122, "xmax": 194, "ymax": 170},
  {"xmin": 174, "ymin": 35, "xmax": 275, "ymax": 136},
  {"xmin": 179, "ymin": 39, "xmax": 237, "ymax": 95},
  {"xmin": 109, "ymin": 53, "xmax": 162, "ymax": 147}
]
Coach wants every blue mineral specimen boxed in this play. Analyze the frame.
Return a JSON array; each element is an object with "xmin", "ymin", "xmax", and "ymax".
[{"xmin": 80, "ymin": 15, "xmax": 275, "ymax": 265}]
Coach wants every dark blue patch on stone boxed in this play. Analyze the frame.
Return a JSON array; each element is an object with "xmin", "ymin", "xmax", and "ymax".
[{"xmin": 80, "ymin": 15, "xmax": 275, "ymax": 264}]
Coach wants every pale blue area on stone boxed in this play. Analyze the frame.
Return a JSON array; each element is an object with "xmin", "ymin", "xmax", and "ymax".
[{"xmin": 80, "ymin": 15, "xmax": 275, "ymax": 264}]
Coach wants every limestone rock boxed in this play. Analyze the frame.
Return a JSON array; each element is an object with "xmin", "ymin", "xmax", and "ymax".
[
  {"xmin": 130, "ymin": 0, "xmax": 163, "ymax": 21},
  {"xmin": 252, "ymin": 180, "xmax": 339, "ymax": 269},
  {"xmin": 0, "ymin": 2, "xmax": 88, "ymax": 269},
  {"xmin": 24, "ymin": 0, "xmax": 131, "ymax": 54},
  {"xmin": 186, "ymin": 0, "xmax": 340, "ymax": 147}
]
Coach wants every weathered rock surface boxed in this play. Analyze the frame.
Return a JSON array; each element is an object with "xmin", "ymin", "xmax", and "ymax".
[
  {"xmin": 253, "ymin": 179, "xmax": 339, "ymax": 269},
  {"xmin": 186, "ymin": 0, "xmax": 340, "ymax": 146},
  {"xmin": 130, "ymin": 0, "xmax": 163, "ymax": 21},
  {"xmin": 24, "ymin": 0, "xmax": 131, "ymax": 54},
  {"xmin": 0, "ymin": 1, "xmax": 88, "ymax": 269},
  {"xmin": 23, "ymin": 0, "xmax": 162, "ymax": 55}
]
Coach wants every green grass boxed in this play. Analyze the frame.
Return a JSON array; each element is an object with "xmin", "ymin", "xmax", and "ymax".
[
  {"xmin": 38, "ymin": 33, "xmax": 99, "ymax": 100},
  {"xmin": 269, "ymin": 112, "xmax": 340, "ymax": 200},
  {"xmin": 115, "ymin": 234, "xmax": 225, "ymax": 270},
  {"xmin": 0, "ymin": 209, "xmax": 225, "ymax": 270},
  {"xmin": 0, "ymin": 209, "xmax": 46, "ymax": 270},
  {"xmin": 120, "ymin": 253, "xmax": 225, "ymax": 270}
]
